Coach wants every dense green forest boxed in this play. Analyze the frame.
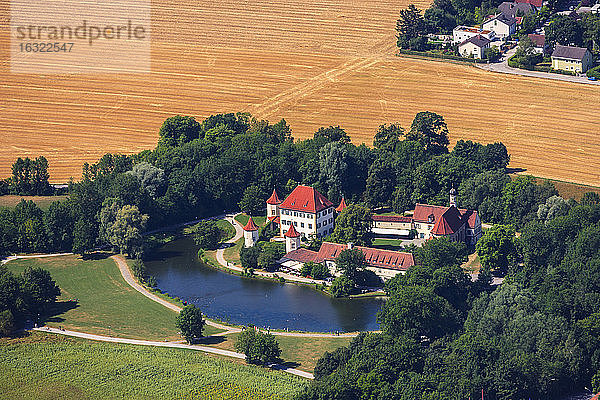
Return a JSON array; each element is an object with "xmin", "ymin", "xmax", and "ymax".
[
  {"xmin": 299, "ymin": 198, "xmax": 600, "ymax": 399},
  {"xmin": 0, "ymin": 111, "xmax": 557, "ymax": 259}
]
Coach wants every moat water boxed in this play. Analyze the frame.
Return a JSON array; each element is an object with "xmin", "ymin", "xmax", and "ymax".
[{"xmin": 145, "ymin": 237, "xmax": 383, "ymax": 332}]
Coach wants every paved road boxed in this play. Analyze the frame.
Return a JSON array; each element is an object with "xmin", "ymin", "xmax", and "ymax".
[
  {"xmin": 476, "ymin": 48, "xmax": 600, "ymax": 85},
  {"xmin": 34, "ymin": 326, "xmax": 314, "ymax": 379}
]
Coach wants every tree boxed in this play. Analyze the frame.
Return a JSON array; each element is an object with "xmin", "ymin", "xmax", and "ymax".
[
  {"xmin": 192, "ymin": 220, "xmax": 221, "ymax": 250},
  {"xmin": 20, "ymin": 267, "xmax": 61, "ymax": 315},
  {"xmin": 331, "ymin": 204, "xmax": 373, "ymax": 246},
  {"xmin": 546, "ymin": 15, "xmax": 583, "ymax": 47},
  {"xmin": 235, "ymin": 328, "xmax": 281, "ymax": 365},
  {"xmin": 0, "ymin": 309, "xmax": 15, "ymax": 337},
  {"xmin": 396, "ymin": 4, "xmax": 427, "ymax": 49},
  {"xmin": 98, "ymin": 198, "xmax": 122, "ymax": 248},
  {"xmin": 127, "ymin": 162, "xmax": 165, "ymax": 199},
  {"xmin": 373, "ymin": 123, "xmax": 404, "ymax": 151},
  {"xmin": 72, "ymin": 217, "xmax": 97, "ymax": 255},
  {"xmin": 313, "ymin": 126, "xmax": 351, "ymax": 144},
  {"xmin": 335, "ymin": 248, "xmax": 367, "ymax": 283},
  {"xmin": 581, "ymin": 192, "xmax": 600, "ymax": 206},
  {"xmin": 537, "ymin": 195, "xmax": 571, "ymax": 224},
  {"xmin": 377, "ymin": 285, "xmax": 460, "ymax": 339},
  {"xmin": 238, "ymin": 185, "xmax": 264, "ymax": 215},
  {"xmin": 257, "ymin": 242, "xmax": 285, "ymax": 271},
  {"xmin": 311, "ymin": 263, "xmax": 330, "ymax": 280},
  {"xmin": 364, "ymin": 156, "xmax": 396, "ymax": 207},
  {"xmin": 476, "ymin": 224, "xmax": 517, "ymax": 276},
  {"xmin": 415, "ymin": 236, "xmax": 468, "ymax": 269},
  {"xmin": 319, "ymin": 141, "xmax": 349, "ymax": 202},
  {"xmin": 485, "ymin": 46, "xmax": 501, "ymax": 62},
  {"xmin": 407, "ymin": 111, "xmax": 450, "ymax": 155},
  {"xmin": 330, "ymin": 275, "xmax": 354, "ymax": 297},
  {"xmin": 45, "ymin": 200, "xmax": 74, "ymax": 252},
  {"xmin": 512, "ymin": 36, "xmax": 542, "ymax": 68},
  {"xmin": 158, "ymin": 115, "xmax": 202, "ymax": 147},
  {"xmin": 176, "ymin": 305, "xmax": 204, "ymax": 343},
  {"xmin": 240, "ymin": 245, "xmax": 261, "ymax": 269},
  {"xmin": 107, "ymin": 205, "xmax": 149, "ymax": 258}
]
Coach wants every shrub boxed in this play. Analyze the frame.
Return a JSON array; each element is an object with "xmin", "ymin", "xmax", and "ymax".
[
  {"xmin": 235, "ymin": 328, "xmax": 281, "ymax": 365},
  {"xmin": 587, "ymin": 65, "xmax": 600, "ymax": 79},
  {"xmin": 131, "ymin": 259, "xmax": 148, "ymax": 282},
  {"xmin": 311, "ymin": 263, "xmax": 330, "ymax": 280}
]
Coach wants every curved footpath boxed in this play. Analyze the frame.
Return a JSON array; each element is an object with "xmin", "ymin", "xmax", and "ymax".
[{"xmin": 33, "ymin": 326, "xmax": 313, "ymax": 379}]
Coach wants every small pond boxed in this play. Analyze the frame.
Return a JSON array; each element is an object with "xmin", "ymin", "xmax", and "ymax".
[{"xmin": 145, "ymin": 237, "xmax": 384, "ymax": 332}]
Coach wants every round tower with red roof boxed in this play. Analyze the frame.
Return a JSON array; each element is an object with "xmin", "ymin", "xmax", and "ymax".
[
  {"xmin": 266, "ymin": 189, "xmax": 282, "ymax": 219},
  {"xmin": 335, "ymin": 197, "xmax": 348, "ymax": 213},
  {"xmin": 242, "ymin": 216, "xmax": 259, "ymax": 247},
  {"xmin": 284, "ymin": 223, "xmax": 301, "ymax": 253}
]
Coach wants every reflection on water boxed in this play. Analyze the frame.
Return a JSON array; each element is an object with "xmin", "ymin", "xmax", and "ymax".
[{"xmin": 145, "ymin": 237, "xmax": 383, "ymax": 332}]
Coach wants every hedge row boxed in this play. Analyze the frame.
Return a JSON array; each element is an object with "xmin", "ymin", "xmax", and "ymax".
[{"xmin": 397, "ymin": 48, "xmax": 489, "ymax": 64}]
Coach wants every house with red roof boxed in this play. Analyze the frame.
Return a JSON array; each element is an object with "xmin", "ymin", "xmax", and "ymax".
[
  {"xmin": 279, "ymin": 242, "xmax": 415, "ymax": 281},
  {"xmin": 412, "ymin": 189, "xmax": 482, "ymax": 246},
  {"xmin": 270, "ymin": 185, "xmax": 336, "ymax": 240}
]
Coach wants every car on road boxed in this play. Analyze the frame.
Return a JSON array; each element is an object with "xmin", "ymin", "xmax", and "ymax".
[{"xmin": 589, "ymin": 76, "xmax": 598, "ymax": 81}]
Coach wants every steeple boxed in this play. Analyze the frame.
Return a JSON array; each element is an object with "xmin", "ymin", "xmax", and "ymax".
[
  {"xmin": 335, "ymin": 197, "xmax": 348, "ymax": 213},
  {"xmin": 284, "ymin": 224, "xmax": 301, "ymax": 253}
]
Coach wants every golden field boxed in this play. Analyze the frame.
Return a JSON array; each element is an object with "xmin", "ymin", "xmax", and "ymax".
[{"xmin": 1, "ymin": 0, "xmax": 599, "ymax": 185}]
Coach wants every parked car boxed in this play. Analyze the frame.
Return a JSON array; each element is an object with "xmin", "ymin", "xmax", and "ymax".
[{"xmin": 589, "ymin": 76, "xmax": 598, "ymax": 81}]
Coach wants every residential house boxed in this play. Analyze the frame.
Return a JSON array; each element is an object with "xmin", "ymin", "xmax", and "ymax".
[
  {"xmin": 482, "ymin": 14, "xmax": 517, "ymax": 38},
  {"xmin": 592, "ymin": 3, "xmax": 600, "ymax": 13},
  {"xmin": 551, "ymin": 45, "xmax": 594, "ymax": 73},
  {"xmin": 498, "ymin": 2, "xmax": 536, "ymax": 19},
  {"xmin": 279, "ymin": 242, "xmax": 415, "ymax": 281},
  {"xmin": 528, "ymin": 33, "xmax": 549, "ymax": 54},
  {"xmin": 515, "ymin": 0, "xmax": 543, "ymax": 9},
  {"xmin": 452, "ymin": 26, "xmax": 496, "ymax": 44},
  {"xmin": 458, "ymin": 35, "xmax": 491, "ymax": 59},
  {"xmin": 273, "ymin": 185, "xmax": 335, "ymax": 239}
]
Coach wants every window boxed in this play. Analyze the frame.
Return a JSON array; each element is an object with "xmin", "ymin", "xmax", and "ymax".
[
  {"xmin": 308, "ymin": 224, "xmax": 312, "ymax": 229},
  {"xmin": 271, "ymin": 210, "xmax": 275, "ymax": 216},
  {"xmin": 301, "ymin": 222, "xmax": 305, "ymax": 228},
  {"xmin": 317, "ymin": 223, "xmax": 321, "ymax": 228},
  {"xmin": 294, "ymin": 221, "xmax": 297, "ymax": 226}
]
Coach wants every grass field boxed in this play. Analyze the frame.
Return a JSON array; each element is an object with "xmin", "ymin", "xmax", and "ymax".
[
  {"xmin": 235, "ymin": 214, "xmax": 267, "ymax": 228},
  {"xmin": 2, "ymin": 0, "xmax": 600, "ymax": 186},
  {"xmin": 0, "ymin": 195, "xmax": 69, "ymax": 210},
  {"xmin": 4, "ymin": 254, "xmax": 228, "ymax": 340},
  {"xmin": 0, "ymin": 332, "xmax": 307, "ymax": 400}
]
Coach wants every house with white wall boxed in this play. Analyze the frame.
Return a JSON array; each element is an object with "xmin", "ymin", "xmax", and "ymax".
[
  {"xmin": 482, "ymin": 14, "xmax": 517, "ymax": 38},
  {"xmin": 452, "ymin": 26, "xmax": 496, "ymax": 44}
]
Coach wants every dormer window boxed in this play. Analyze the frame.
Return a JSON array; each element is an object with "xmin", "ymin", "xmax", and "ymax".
[{"xmin": 428, "ymin": 214, "xmax": 434, "ymax": 223}]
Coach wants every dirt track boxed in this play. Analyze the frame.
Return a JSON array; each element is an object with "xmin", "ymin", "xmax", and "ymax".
[{"xmin": 1, "ymin": 0, "xmax": 599, "ymax": 185}]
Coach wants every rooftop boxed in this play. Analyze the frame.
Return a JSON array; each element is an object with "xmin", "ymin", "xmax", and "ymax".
[
  {"xmin": 455, "ymin": 26, "xmax": 493, "ymax": 35},
  {"xmin": 459, "ymin": 34, "xmax": 492, "ymax": 47},
  {"xmin": 372, "ymin": 215, "xmax": 412, "ymax": 223},
  {"xmin": 242, "ymin": 217, "xmax": 259, "ymax": 231},
  {"xmin": 266, "ymin": 189, "xmax": 282, "ymax": 205},
  {"xmin": 279, "ymin": 185, "xmax": 334, "ymax": 213},
  {"xmin": 552, "ymin": 44, "xmax": 590, "ymax": 61}
]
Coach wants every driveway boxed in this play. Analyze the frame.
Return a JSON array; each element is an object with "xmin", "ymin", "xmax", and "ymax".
[{"xmin": 476, "ymin": 47, "xmax": 600, "ymax": 85}]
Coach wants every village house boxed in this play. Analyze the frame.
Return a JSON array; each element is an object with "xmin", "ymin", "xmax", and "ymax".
[
  {"xmin": 482, "ymin": 14, "xmax": 517, "ymax": 39},
  {"xmin": 498, "ymin": 1, "xmax": 536, "ymax": 19},
  {"xmin": 551, "ymin": 45, "xmax": 594, "ymax": 73},
  {"xmin": 267, "ymin": 186, "xmax": 336, "ymax": 240},
  {"xmin": 515, "ymin": 0, "xmax": 542, "ymax": 9},
  {"xmin": 452, "ymin": 26, "xmax": 496, "ymax": 44},
  {"xmin": 528, "ymin": 33, "xmax": 549, "ymax": 54},
  {"xmin": 458, "ymin": 35, "xmax": 491, "ymax": 59},
  {"xmin": 371, "ymin": 189, "xmax": 483, "ymax": 247},
  {"xmin": 279, "ymin": 242, "xmax": 415, "ymax": 281}
]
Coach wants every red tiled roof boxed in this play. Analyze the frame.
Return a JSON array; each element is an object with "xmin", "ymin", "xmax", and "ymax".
[
  {"xmin": 413, "ymin": 204, "xmax": 447, "ymax": 224},
  {"xmin": 268, "ymin": 215, "xmax": 280, "ymax": 224},
  {"xmin": 431, "ymin": 206, "xmax": 463, "ymax": 235},
  {"xmin": 515, "ymin": 0, "xmax": 542, "ymax": 8},
  {"xmin": 279, "ymin": 185, "xmax": 334, "ymax": 213},
  {"xmin": 242, "ymin": 217, "xmax": 259, "ymax": 231},
  {"xmin": 313, "ymin": 242, "xmax": 415, "ymax": 271},
  {"xmin": 458, "ymin": 208, "xmax": 479, "ymax": 229},
  {"xmin": 335, "ymin": 197, "xmax": 348, "ymax": 213},
  {"xmin": 282, "ymin": 248, "xmax": 319, "ymax": 263},
  {"xmin": 266, "ymin": 189, "xmax": 282, "ymax": 205},
  {"xmin": 284, "ymin": 223, "xmax": 301, "ymax": 238},
  {"xmin": 372, "ymin": 215, "xmax": 412, "ymax": 223},
  {"xmin": 528, "ymin": 33, "xmax": 545, "ymax": 48}
]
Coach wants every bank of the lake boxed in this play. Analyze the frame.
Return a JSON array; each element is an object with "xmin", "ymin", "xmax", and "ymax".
[{"xmin": 145, "ymin": 237, "xmax": 384, "ymax": 333}]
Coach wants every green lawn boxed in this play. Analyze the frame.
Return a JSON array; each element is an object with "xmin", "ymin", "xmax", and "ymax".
[
  {"xmin": 6, "ymin": 255, "xmax": 188, "ymax": 340},
  {"xmin": 0, "ymin": 195, "xmax": 68, "ymax": 210},
  {"xmin": 212, "ymin": 333, "xmax": 351, "ymax": 373},
  {"xmin": 235, "ymin": 213, "xmax": 267, "ymax": 227},
  {"xmin": 372, "ymin": 238, "xmax": 404, "ymax": 250},
  {"xmin": 217, "ymin": 219, "xmax": 236, "ymax": 241},
  {"xmin": 224, "ymin": 236, "xmax": 244, "ymax": 265},
  {"xmin": 0, "ymin": 332, "xmax": 308, "ymax": 400}
]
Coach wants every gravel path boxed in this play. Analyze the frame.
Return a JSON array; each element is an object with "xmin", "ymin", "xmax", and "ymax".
[{"xmin": 33, "ymin": 326, "xmax": 314, "ymax": 379}]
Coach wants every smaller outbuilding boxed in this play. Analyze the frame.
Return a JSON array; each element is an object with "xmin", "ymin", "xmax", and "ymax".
[
  {"xmin": 458, "ymin": 35, "xmax": 491, "ymax": 59},
  {"xmin": 551, "ymin": 45, "xmax": 594, "ymax": 73},
  {"xmin": 528, "ymin": 33, "xmax": 549, "ymax": 54},
  {"xmin": 498, "ymin": 2, "xmax": 536, "ymax": 19}
]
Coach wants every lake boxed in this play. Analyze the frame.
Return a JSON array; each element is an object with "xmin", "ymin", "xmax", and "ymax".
[{"xmin": 145, "ymin": 237, "xmax": 383, "ymax": 332}]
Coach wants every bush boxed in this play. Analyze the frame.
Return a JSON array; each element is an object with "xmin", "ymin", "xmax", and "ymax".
[
  {"xmin": 0, "ymin": 310, "xmax": 15, "ymax": 337},
  {"xmin": 131, "ymin": 259, "xmax": 148, "ymax": 282},
  {"xmin": 587, "ymin": 65, "xmax": 600, "ymax": 79},
  {"xmin": 330, "ymin": 275, "xmax": 354, "ymax": 298},
  {"xmin": 192, "ymin": 220, "xmax": 221, "ymax": 250},
  {"xmin": 235, "ymin": 328, "xmax": 281, "ymax": 365},
  {"xmin": 240, "ymin": 245, "xmax": 260, "ymax": 269},
  {"xmin": 175, "ymin": 304, "xmax": 204, "ymax": 344},
  {"xmin": 311, "ymin": 263, "xmax": 330, "ymax": 280}
]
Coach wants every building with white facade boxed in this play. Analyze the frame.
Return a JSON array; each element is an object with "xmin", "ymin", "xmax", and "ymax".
[
  {"xmin": 452, "ymin": 26, "xmax": 496, "ymax": 44},
  {"xmin": 482, "ymin": 14, "xmax": 517, "ymax": 39},
  {"xmin": 458, "ymin": 35, "xmax": 491, "ymax": 59},
  {"xmin": 242, "ymin": 216, "xmax": 259, "ymax": 247},
  {"xmin": 274, "ymin": 185, "xmax": 335, "ymax": 239}
]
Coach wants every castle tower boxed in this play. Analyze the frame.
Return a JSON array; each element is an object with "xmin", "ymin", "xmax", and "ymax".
[
  {"xmin": 449, "ymin": 188, "xmax": 458, "ymax": 208},
  {"xmin": 266, "ymin": 189, "xmax": 282, "ymax": 219},
  {"xmin": 335, "ymin": 197, "xmax": 348, "ymax": 214},
  {"xmin": 284, "ymin": 223, "xmax": 301, "ymax": 253},
  {"xmin": 242, "ymin": 217, "xmax": 259, "ymax": 247}
]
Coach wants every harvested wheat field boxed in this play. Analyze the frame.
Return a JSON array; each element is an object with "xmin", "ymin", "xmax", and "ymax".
[{"xmin": 1, "ymin": 0, "xmax": 599, "ymax": 185}]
